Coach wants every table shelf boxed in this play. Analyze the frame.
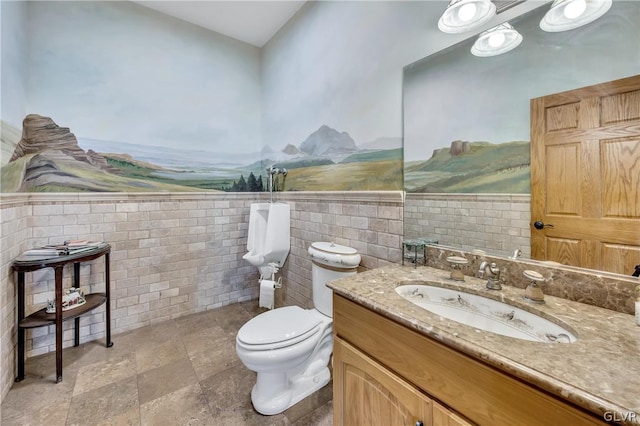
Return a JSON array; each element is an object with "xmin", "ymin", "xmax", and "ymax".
[{"xmin": 19, "ymin": 293, "xmax": 107, "ymax": 329}]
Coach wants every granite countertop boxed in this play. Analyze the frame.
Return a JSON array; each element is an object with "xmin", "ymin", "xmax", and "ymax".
[{"xmin": 328, "ymin": 265, "xmax": 640, "ymax": 425}]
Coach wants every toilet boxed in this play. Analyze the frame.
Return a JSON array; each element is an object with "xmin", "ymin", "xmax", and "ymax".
[{"xmin": 236, "ymin": 241, "xmax": 361, "ymax": 415}]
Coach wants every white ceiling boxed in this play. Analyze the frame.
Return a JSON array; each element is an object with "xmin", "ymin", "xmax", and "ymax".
[
  {"xmin": 133, "ymin": 1, "xmax": 307, "ymax": 47},
  {"xmin": 132, "ymin": 1, "xmax": 527, "ymax": 49}
]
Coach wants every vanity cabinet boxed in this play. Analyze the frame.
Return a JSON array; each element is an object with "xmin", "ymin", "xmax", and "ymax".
[
  {"xmin": 432, "ymin": 402, "xmax": 475, "ymax": 426},
  {"xmin": 334, "ymin": 337, "xmax": 433, "ymax": 425},
  {"xmin": 334, "ymin": 336, "xmax": 473, "ymax": 426},
  {"xmin": 332, "ymin": 294, "xmax": 607, "ymax": 426}
]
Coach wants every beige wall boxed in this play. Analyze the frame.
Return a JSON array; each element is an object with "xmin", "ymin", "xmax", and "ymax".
[{"xmin": 0, "ymin": 191, "xmax": 403, "ymax": 402}]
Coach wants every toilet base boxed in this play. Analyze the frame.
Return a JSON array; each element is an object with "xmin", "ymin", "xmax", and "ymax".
[{"xmin": 251, "ymin": 366, "xmax": 331, "ymax": 416}]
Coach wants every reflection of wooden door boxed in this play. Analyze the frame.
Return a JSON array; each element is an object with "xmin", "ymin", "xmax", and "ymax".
[{"xmin": 531, "ymin": 75, "xmax": 640, "ymax": 275}]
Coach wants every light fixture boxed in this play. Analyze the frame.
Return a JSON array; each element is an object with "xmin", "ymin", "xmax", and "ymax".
[
  {"xmin": 471, "ymin": 23, "xmax": 523, "ymax": 57},
  {"xmin": 438, "ymin": 0, "xmax": 497, "ymax": 34},
  {"xmin": 539, "ymin": 0, "xmax": 612, "ymax": 32}
]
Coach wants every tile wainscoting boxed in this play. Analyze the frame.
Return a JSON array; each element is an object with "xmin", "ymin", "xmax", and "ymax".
[
  {"xmin": 405, "ymin": 193, "xmax": 531, "ymax": 259},
  {"xmin": 0, "ymin": 191, "xmax": 403, "ymax": 403}
]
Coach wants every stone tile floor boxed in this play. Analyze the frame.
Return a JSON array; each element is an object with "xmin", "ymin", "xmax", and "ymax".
[{"xmin": 1, "ymin": 301, "xmax": 333, "ymax": 425}]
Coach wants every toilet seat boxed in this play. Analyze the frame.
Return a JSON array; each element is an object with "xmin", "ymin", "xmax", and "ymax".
[{"xmin": 237, "ymin": 306, "xmax": 324, "ymax": 351}]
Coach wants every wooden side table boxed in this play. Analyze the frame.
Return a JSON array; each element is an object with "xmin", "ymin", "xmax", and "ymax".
[{"xmin": 12, "ymin": 243, "xmax": 113, "ymax": 382}]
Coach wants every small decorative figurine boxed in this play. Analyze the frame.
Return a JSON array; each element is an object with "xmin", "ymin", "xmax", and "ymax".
[{"xmin": 46, "ymin": 287, "xmax": 86, "ymax": 313}]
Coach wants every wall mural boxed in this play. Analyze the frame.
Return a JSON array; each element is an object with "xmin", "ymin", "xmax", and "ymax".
[
  {"xmin": 0, "ymin": 1, "xmax": 403, "ymax": 193},
  {"xmin": 1, "ymin": 116, "xmax": 402, "ymax": 192},
  {"xmin": 403, "ymin": 2, "xmax": 639, "ymax": 194}
]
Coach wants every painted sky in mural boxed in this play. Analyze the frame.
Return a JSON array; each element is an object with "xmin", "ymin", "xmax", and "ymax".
[
  {"xmin": 262, "ymin": 1, "xmax": 451, "ymax": 151},
  {"xmin": 3, "ymin": 2, "xmax": 418, "ymax": 191},
  {"xmin": 27, "ymin": 1, "xmax": 262, "ymax": 159}
]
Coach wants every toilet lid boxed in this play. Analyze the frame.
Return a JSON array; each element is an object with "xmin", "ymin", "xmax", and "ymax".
[
  {"xmin": 237, "ymin": 306, "xmax": 321, "ymax": 346},
  {"xmin": 311, "ymin": 241, "xmax": 358, "ymax": 255}
]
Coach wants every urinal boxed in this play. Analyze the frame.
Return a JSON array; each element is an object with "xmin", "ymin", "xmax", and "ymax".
[{"xmin": 243, "ymin": 203, "xmax": 290, "ymax": 276}]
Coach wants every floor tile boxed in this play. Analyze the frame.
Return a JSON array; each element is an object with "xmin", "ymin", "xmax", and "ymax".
[
  {"xmin": 291, "ymin": 401, "xmax": 334, "ymax": 426},
  {"xmin": 283, "ymin": 381, "xmax": 333, "ymax": 424},
  {"xmin": 139, "ymin": 383, "xmax": 215, "ymax": 426},
  {"xmin": 137, "ymin": 358, "xmax": 198, "ymax": 405},
  {"xmin": 181, "ymin": 324, "xmax": 231, "ymax": 356},
  {"xmin": 66, "ymin": 376, "xmax": 138, "ymax": 426},
  {"xmin": 0, "ymin": 377, "xmax": 73, "ymax": 426},
  {"xmin": 212, "ymin": 406, "xmax": 290, "ymax": 426},
  {"xmin": 199, "ymin": 364, "xmax": 256, "ymax": 417},
  {"xmin": 134, "ymin": 339, "xmax": 189, "ymax": 374},
  {"xmin": 190, "ymin": 346, "xmax": 240, "ymax": 383},
  {"xmin": 73, "ymin": 353, "xmax": 137, "ymax": 396},
  {"xmin": 2, "ymin": 301, "xmax": 334, "ymax": 425}
]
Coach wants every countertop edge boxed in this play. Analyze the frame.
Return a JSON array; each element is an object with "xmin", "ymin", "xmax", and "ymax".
[{"xmin": 329, "ymin": 273, "xmax": 640, "ymax": 425}]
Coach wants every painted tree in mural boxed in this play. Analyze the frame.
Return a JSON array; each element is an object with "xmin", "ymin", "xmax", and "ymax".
[
  {"xmin": 229, "ymin": 172, "xmax": 264, "ymax": 192},
  {"xmin": 246, "ymin": 172, "xmax": 264, "ymax": 192}
]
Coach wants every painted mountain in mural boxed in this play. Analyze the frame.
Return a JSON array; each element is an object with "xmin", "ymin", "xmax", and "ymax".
[
  {"xmin": 264, "ymin": 125, "xmax": 402, "ymax": 168},
  {"xmin": 299, "ymin": 125, "xmax": 358, "ymax": 158},
  {"xmin": 405, "ymin": 140, "xmax": 530, "ymax": 193},
  {"xmin": 260, "ymin": 125, "xmax": 402, "ymax": 191},
  {"xmin": 262, "ymin": 125, "xmax": 348, "ymax": 169},
  {"xmin": 1, "ymin": 114, "xmax": 215, "ymax": 192}
]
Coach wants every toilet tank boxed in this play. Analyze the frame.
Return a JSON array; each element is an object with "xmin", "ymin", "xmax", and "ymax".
[{"xmin": 309, "ymin": 242, "xmax": 361, "ymax": 317}]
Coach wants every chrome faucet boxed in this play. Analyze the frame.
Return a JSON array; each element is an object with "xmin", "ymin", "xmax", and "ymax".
[{"xmin": 478, "ymin": 261, "xmax": 502, "ymax": 290}]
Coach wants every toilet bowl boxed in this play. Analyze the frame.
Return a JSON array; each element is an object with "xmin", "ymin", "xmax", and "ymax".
[
  {"xmin": 236, "ymin": 306, "xmax": 333, "ymax": 415},
  {"xmin": 236, "ymin": 242, "xmax": 360, "ymax": 415}
]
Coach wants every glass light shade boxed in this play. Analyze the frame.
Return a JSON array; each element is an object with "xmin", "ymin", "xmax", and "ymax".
[
  {"xmin": 540, "ymin": 0, "xmax": 612, "ymax": 32},
  {"xmin": 438, "ymin": 0, "xmax": 497, "ymax": 34},
  {"xmin": 563, "ymin": 0, "xmax": 587, "ymax": 19},
  {"xmin": 471, "ymin": 23, "xmax": 523, "ymax": 57}
]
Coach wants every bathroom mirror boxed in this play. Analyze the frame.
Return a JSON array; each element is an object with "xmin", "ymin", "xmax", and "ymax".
[{"xmin": 402, "ymin": 1, "xmax": 640, "ymax": 277}]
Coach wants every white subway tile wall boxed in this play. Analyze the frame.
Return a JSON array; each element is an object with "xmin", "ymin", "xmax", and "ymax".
[
  {"xmin": 0, "ymin": 197, "xmax": 32, "ymax": 401},
  {"xmin": 0, "ymin": 191, "xmax": 403, "ymax": 403},
  {"xmin": 404, "ymin": 193, "xmax": 531, "ymax": 259}
]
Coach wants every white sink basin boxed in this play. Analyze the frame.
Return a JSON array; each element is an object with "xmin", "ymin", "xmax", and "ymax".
[{"xmin": 395, "ymin": 284, "xmax": 577, "ymax": 343}]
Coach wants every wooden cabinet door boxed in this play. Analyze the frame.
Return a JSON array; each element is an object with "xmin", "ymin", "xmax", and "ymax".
[
  {"xmin": 432, "ymin": 401, "xmax": 475, "ymax": 426},
  {"xmin": 333, "ymin": 337, "xmax": 431, "ymax": 426},
  {"xmin": 531, "ymin": 75, "xmax": 640, "ymax": 274}
]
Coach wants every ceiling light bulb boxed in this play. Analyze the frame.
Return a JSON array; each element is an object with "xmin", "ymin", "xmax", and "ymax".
[
  {"xmin": 438, "ymin": 0, "xmax": 496, "ymax": 34},
  {"xmin": 488, "ymin": 32, "xmax": 505, "ymax": 47},
  {"xmin": 471, "ymin": 22, "xmax": 522, "ymax": 57},
  {"xmin": 540, "ymin": 0, "xmax": 612, "ymax": 32},
  {"xmin": 457, "ymin": 2, "xmax": 477, "ymax": 22},
  {"xmin": 563, "ymin": 0, "xmax": 587, "ymax": 19}
]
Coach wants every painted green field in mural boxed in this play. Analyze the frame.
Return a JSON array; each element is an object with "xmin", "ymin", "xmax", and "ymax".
[
  {"xmin": 340, "ymin": 148, "xmax": 403, "ymax": 164},
  {"xmin": 405, "ymin": 141, "xmax": 530, "ymax": 193},
  {"xmin": 282, "ymin": 159, "xmax": 403, "ymax": 191},
  {"xmin": 1, "ymin": 152, "xmax": 215, "ymax": 193},
  {"xmin": 105, "ymin": 157, "xmax": 229, "ymax": 191},
  {"xmin": 0, "ymin": 159, "xmax": 25, "ymax": 192}
]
